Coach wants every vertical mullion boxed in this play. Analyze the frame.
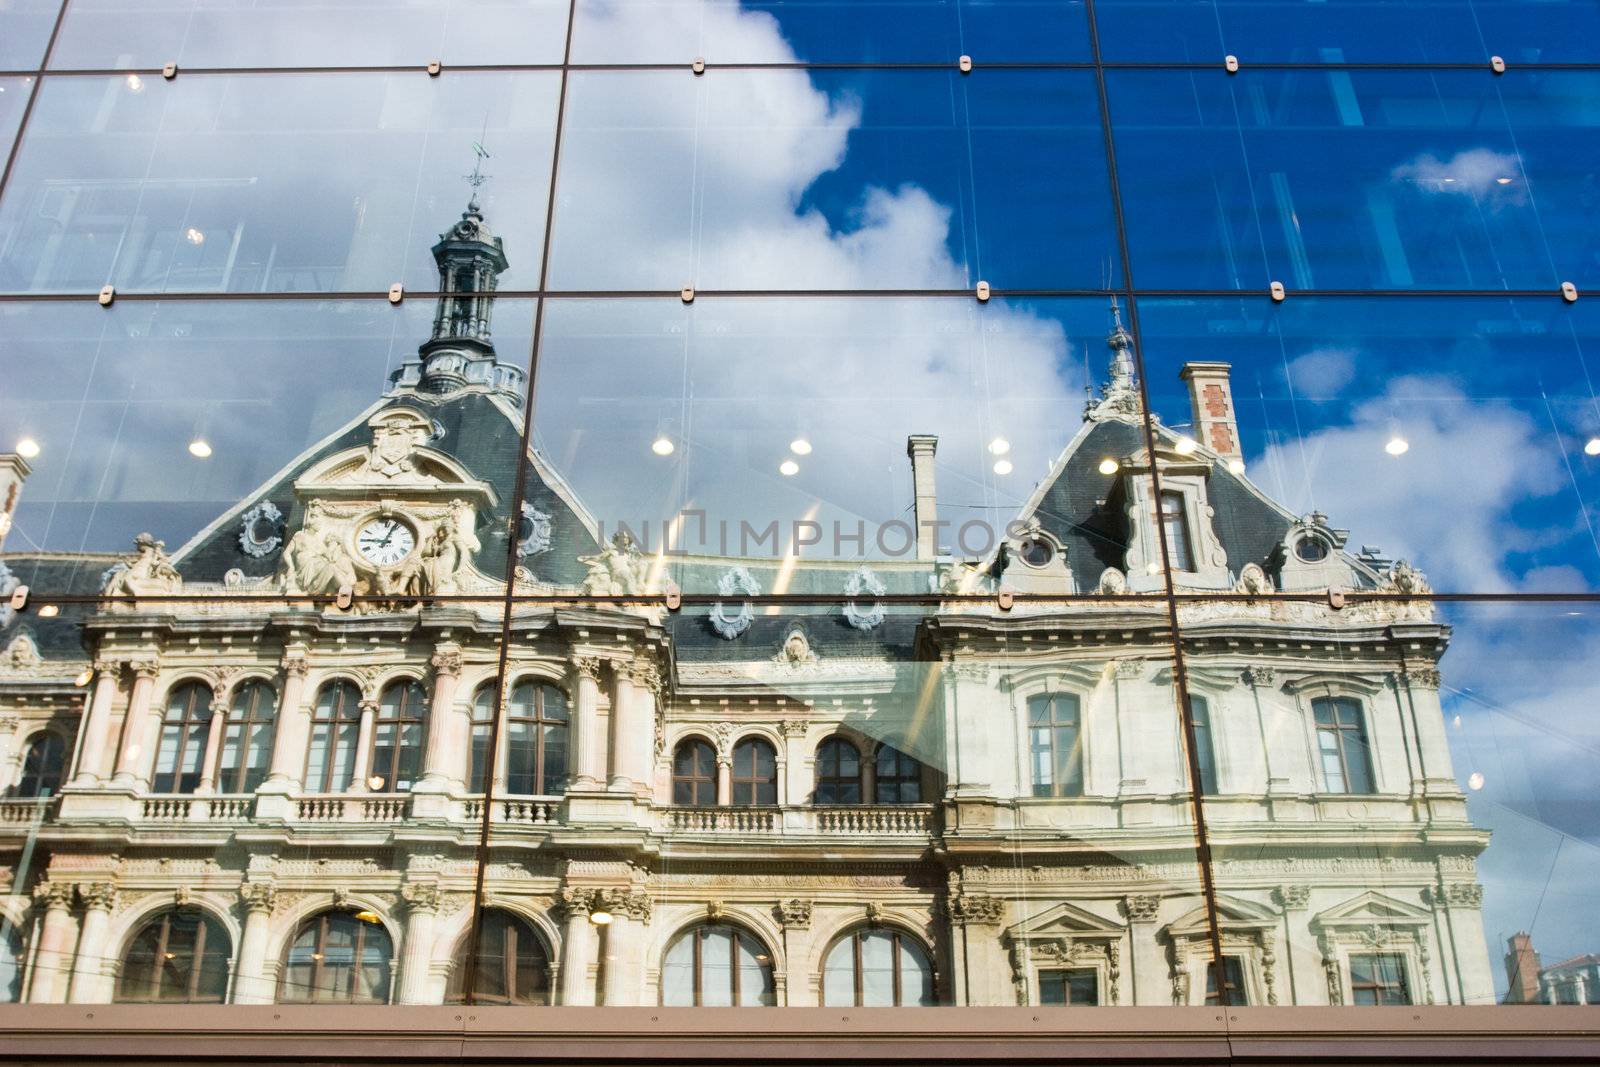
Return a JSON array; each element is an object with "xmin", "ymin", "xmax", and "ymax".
[
  {"xmin": 189, "ymin": 918, "xmax": 207, "ymax": 1001},
  {"xmin": 151, "ymin": 916, "xmax": 171, "ymax": 1000}
]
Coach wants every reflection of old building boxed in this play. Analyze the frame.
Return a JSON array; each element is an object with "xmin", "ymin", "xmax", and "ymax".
[
  {"xmin": 1505, "ymin": 933, "xmax": 1597, "ymax": 1005},
  {"xmin": 0, "ymin": 198, "xmax": 1494, "ymax": 1009}
]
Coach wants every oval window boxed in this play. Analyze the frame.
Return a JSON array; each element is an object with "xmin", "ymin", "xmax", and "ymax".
[
  {"xmin": 1294, "ymin": 537, "xmax": 1329, "ymax": 563},
  {"xmin": 1018, "ymin": 538, "xmax": 1054, "ymax": 567}
]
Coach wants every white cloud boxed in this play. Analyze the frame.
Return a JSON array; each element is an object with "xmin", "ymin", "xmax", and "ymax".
[
  {"xmin": 1390, "ymin": 147, "xmax": 1527, "ymax": 202},
  {"xmin": 1282, "ymin": 347, "xmax": 1356, "ymax": 398}
]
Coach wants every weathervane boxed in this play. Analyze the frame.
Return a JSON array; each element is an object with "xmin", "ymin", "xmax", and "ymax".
[{"xmin": 464, "ymin": 124, "xmax": 491, "ymax": 208}]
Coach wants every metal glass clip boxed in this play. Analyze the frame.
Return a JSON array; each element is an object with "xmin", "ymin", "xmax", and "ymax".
[
  {"xmin": 97, "ymin": 285, "xmax": 115, "ymax": 307},
  {"xmin": 1561, "ymin": 282, "xmax": 1579, "ymax": 303},
  {"xmin": 1269, "ymin": 281, "xmax": 1286, "ymax": 302},
  {"xmin": 958, "ymin": 55, "xmax": 973, "ymax": 73},
  {"xmin": 427, "ymin": 59, "xmax": 442, "ymax": 76},
  {"xmin": 681, "ymin": 286, "xmax": 695, "ymax": 304},
  {"xmin": 388, "ymin": 283, "xmax": 404, "ymax": 304},
  {"xmin": 976, "ymin": 281, "xmax": 991, "ymax": 302},
  {"xmin": 1224, "ymin": 55, "xmax": 1240, "ymax": 73},
  {"xmin": 162, "ymin": 62, "xmax": 177, "ymax": 80},
  {"xmin": 1490, "ymin": 55, "xmax": 1506, "ymax": 74},
  {"xmin": 335, "ymin": 585, "xmax": 354, "ymax": 610},
  {"xmin": 8, "ymin": 584, "xmax": 27, "ymax": 611},
  {"xmin": 691, "ymin": 57, "xmax": 706, "ymax": 75},
  {"xmin": 665, "ymin": 582, "xmax": 682, "ymax": 611}
]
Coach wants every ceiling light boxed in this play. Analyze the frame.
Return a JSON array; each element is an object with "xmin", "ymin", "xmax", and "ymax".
[
  {"xmin": 789, "ymin": 438, "xmax": 812, "ymax": 456},
  {"xmin": 125, "ymin": 74, "xmax": 144, "ymax": 92},
  {"xmin": 37, "ymin": 604, "xmax": 58, "ymax": 617},
  {"xmin": 1145, "ymin": 562, "xmax": 1160, "ymax": 575},
  {"xmin": 1227, "ymin": 458, "xmax": 1246, "ymax": 475},
  {"xmin": 15, "ymin": 437, "xmax": 40, "ymax": 459},
  {"xmin": 1385, "ymin": 436, "xmax": 1410, "ymax": 457},
  {"xmin": 74, "ymin": 669, "xmax": 93, "ymax": 687},
  {"xmin": 1450, "ymin": 715, "xmax": 1461, "ymax": 729},
  {"xmin": 988, "ymin": 437, "xmax": 1010, "ymax": 456},
  {"xmin": 1441, "ymin": 177, "xmax": 1456, "ymax": 184},
  {"xmin": 651, "ymin": 435, "xmax": 675, "ymax": 456},
  {"xmin": 1584, "ymin": 436, "xmax": 1600, "ymax": 456},
  {"xmin": 184, "ymin": 227, "xmax": 205, "ymax": 245},
  {"xmin": 1098, "ymin": 458, "xmax": 1119, "ymax": 475},
  {"xmin": 1467, "ymin": 772, "xmax": 1485, "ymax": 791},
  {"xmin": 188, "ymin": 438, "xmax": 213, "ymax": 458},
  {"xmin": 1174, "ymin": 436, "xmax": 1197, "ymax": 455},
  {"xmin": 588, "ymin": 909, "xmax": 614, "ymax": 926},
  {"xmin": 367, "ymin": 775, "xmax": 385, "ymax": 790},
  {"xmin": 354, "ymin": 910, "xmax": 382, "ymax": 924},
  {"xmin": 779, "ymin": 459, "xmax": 800, "ymax": 476},
  {"xmin": 1495, "ymin": 177, "xmax": 1514, "ymax": 185},
  {"xmin": 992, "ymin": 459, "xmax": 1013, "ymax": 475}
]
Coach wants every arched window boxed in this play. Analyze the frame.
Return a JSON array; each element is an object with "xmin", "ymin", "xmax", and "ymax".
[
  {"xmin": 814, "ymin": 737, "xmax": 861, "ymax": 805},
  {"xmin": 822, "ymin": 928, "xmax": 935, "ymax": 1006},
  {"xmin": 1028, "ymin": 692, "xmax": 1084, "ymax": 798},
  {"xmin": 448, "ymin": 910, "xmax": 552, "ymax": 1005},
  {"xmin": 306, "ymin": 681, "xmax": 362, "ymax": 793},
  {"xmin": 661, "ymin": 923, "xmax": 776, "ymax": 1006},
  {"xmin": 116, "ymin": 909, "xmax": 231, "ymax": 1003},
  {"xmin": 505, "ymin": 680, "xmax": 568, "ymax": 795},
  {"xmin": 12, "ymin": 732, "xmax": 66, "ymax": 798},
  {"xmin": 731, "ymin": 738, "xmax": 777, "ymax": 806},
  {"xmin": 672, "ymin": 738, "xmax": 717, "ymax": 806},
  {"xmin": 280, "ymin": 911, "xmax": 393, "ymax": 1004},
  {"xmin": 874, "ymin": 745, "xmax": 921, "ymax": 804},
  {"xmin": 469, "ymin": 682, "xmax": 497, "ymax": 793},
  {"xmin": 152, "ymin": 681, "xmax": 214, "ymax": 794},
  {"xmin": 216, "ymin": 680, "xmax": 278, "ymax": 794},
  {"xmin": 1, "ymin": 923, "xmax": 21, "ymax": 1004},
  {"xmin": 370, "ymin": 679, "xmax": 428, "ymax": 793}
]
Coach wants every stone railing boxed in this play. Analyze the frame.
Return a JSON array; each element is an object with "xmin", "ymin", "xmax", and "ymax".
[
  {"xmin": 662, "ymin": 805, "xmax": 936, "ymax": 836},
  {"xmin": 812, "ymin": 805, "xmax": 936, "ymax": 835},
  {"xmin": 459, "ymin": 797, "xmax": 561, "ymax": 824},
  {"xmin": 296, "ymin": 795, "xmax": 411, "ymax": 822},
  {"xmin": 141, "ymin": 795, "xmax": 256, "ymax": 821},
  {"xmin": 667, "ymin": 807, "xmax": 780, "ymax": 833},
  {"xmin": 0, "ymin": 796, "xmax": 58, "ymax": 824}
]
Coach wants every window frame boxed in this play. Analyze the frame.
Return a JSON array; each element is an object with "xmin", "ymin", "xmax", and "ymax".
[
  {"xmin": 1157, "ymin": 488, "xmax": 1197, "ymax": 572},
  {"xmin": 369, "ymin": 678, "xmax": 429, "ymax": 794},
  {"xmin": 1188, "ymin": 693, "xmax": 1219, "ymax": 796},
  {"xmin": 821, "ymin": 927, "xmax": 936, "ymax": 1008},
  {"xmin": 448, "ymin": 909, "xmax": 552, "ymax": 1006},
  {"xmin": 115, "ymin": 909, "xmax": 231, "ymax": 1004},
  {"xmin": 1311, "ymin": 695, "xmax": 1377, "ymax": 795},
  {"xmin": 660, "ymin": 922, "xmax": 776, "ymax": 1007},
  {"xmin": 152, "ymin": 681, "xmax": 216, "ymax": 795},
  {"xmin": 215, "ymin": 679, "xmax": 278, "ymax": 794},
  {"xmin": 1038, "ymin": 967, "xmax": 1100, "ymax": 1006},
  {"xmin": 873, "ymin": 744, "xmax": 922, "ymax": 805},
  {"xmin": 814, "ymin": 736, "xmax": 863, "ymax": 806},
  {"xmin": 305, "ymin": 680, "xmax": 363, "ymax": 794},
  {"xmin": 1027, "ymin": 692, "xmax": 1085, "ymax": 798},
  {"xmin": 12, "ymin": 730, "xmax": 67, "ymax": 798},
  {"xmin": 730, "ymin": 737, "xmax": 778, "ymax": 807},
  {"xmin": 1204, "ymin": 956, "xmax": 1249, "ymax": 1007},
  {"xmin": 1349, "ymin": 952, "xmax": 1412, "ymax": 1006},
  {"xmin": 503, "ymin": 679, "xmax": 569, "ymax": 796},
  {"xmin": 279, "ymin": 911, "xmax": 393, "ymax": 1005},
  {"xmin": 672, "ymin": 737, "xmax": 718, "ymax": 806}
]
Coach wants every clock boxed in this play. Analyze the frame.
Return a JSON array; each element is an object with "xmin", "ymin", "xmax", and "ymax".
[{"xmin": 356, "ymin": 517, "xmax": 416, "ymax": 567}]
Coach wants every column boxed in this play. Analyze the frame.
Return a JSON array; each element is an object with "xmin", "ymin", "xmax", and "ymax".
[
  {"xmin": 609, "ymin": 664, "xmax": 655, "ymax": 795},
  {"xmin": 194, "ymin": 698, "xmax": 228, "ymax": 794},
  {"xmin": 947, "ymin": 663, "xmax": 994, "ymax": 795},
  {"xmin": 349, "ymin": 699, "xmax": 378, "ymax": 791},
  {"xmin": 780, "ymin": 722, "xmax": 807, "ymax": 805},
  {"xmin": 111, "ymin": 663, "xmax": 159, "ymax": 786},
  {"xmin": 232, "ymin": 883, "xmax": 277, "ymax": 1004},
  {"xmin": 861, "ymin": 742, "xmax": 878, "ymax": 805},
  {"xmin": 1274, "ymin": 885, "xmax": 1313, "ymax": 1004},
  {"xmin": 1398, "ymin": 666, "xmax": 1456, "ymax": 790},
  {"xmin": 559, "ymin": 889, "xmax": 597, "ymax": 1006},
  {"xmin": 600, "ymin": 891, "xmax": 647, "ymax": 1006},
  {"xmin": 626, "ymin": 669, "xmax": 658, "ymax": 798},
  {"xmin": 1123, "ymin": 895, "xmax": 1164, "ymax": 1006},
  {"xmin": 67, "ymin": 883, "xmax": 116, "ymax": 1003},
  {"xmin": 71, "ymin": 661, "xmax": 121, "ymax": 784},
  {"xmin": 29, "ymin": 883, "xmax": 76, "ymax": 1003},
  {"xmin": 1435, "ymin": 882, "xmax": 1494, "ymax": 1005},
  {"xmin": 261, "ymin": 651, "xmax": 310, "ymax": 792},
  {"xmin": 571, "ymin": 658, "xmax": 604, "ymax": 788},
  {"xmin": 0, "ymin": 716, "xmax": 19, "ymax": 795},
  {"xmin": 716, "ymin": 755, "xmax": 732, "ymax": 806},
  {"xmin": 415, "ymin": 646, "xmax": 463, "ymax": 792},
  {"xmin": 397, "ymin": 883, "xmax": 442, "ymax": 1003}
]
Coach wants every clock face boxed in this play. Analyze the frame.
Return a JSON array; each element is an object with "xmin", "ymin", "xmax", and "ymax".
[{"xmin": 356, "ymin": 517, "xmax": 416, "ymax": 567}]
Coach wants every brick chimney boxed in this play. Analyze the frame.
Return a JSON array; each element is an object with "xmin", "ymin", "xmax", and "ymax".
[
  {"xmin": 1504, "ymin": 932, "xmax": 1543, "ymax": 1004},
  {"xmin": 1179, "ymin": 362, "xmax": 1242, "ymax": 465},
  {"xmin": 906, "ymin": 435, "xmax": 939, "ymax": 561},
  {"xmin": 0, "ymin": 453, "xmax": 30, "ymax": 551}
]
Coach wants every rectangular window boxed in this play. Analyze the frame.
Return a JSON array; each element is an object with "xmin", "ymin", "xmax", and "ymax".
[
  {"xmin": 1350, "ymin": 953, "xmax": 1411, "ymax": 1006},
  {"xmin": 1029, "ymin": 693, "xmax": 1084, "ymax": 798},
  {"xmin": 1204, "ymin": 957, "xmax": 1248, "ymax": 1006},
  {"xmin": 1158, "ymin": 490, "xmax": 1196, "ymax": 572},
  {"xmin": 1313, "ymin": 696, "xmax": 1375, "ymax": 794},
  {"xmin": 1189, "ymin": 694, "xmax": 1218, "ymax": 795},
  {"xmin": 1039, "ymin": 968, "xmax": 1099, "ymax": 1005}
]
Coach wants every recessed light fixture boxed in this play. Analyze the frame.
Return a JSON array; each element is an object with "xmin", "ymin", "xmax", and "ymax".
[
  {"xmin": 1098, "ymin": 458, "xmax": 1119, "ymax": 475},
  {"xmin": 74, "ymin": 669, "xmax": 93, "ymax": 687},
  {"xmin": 125, "ymin": 74, "xmax": 144, "ymax": 92},
  {"xmin": 1467, "ymin": 772, "xmax": 1485, "ymax": 791},
  {"xmin": 188, "ymin": 438, "xmax": 213, "ymax": 458},
  {"xmin": 992, "ymin": 459, "xmax": 1013, "ymax": 475},
  {"xmin": 1496, "ymin": 177, "xmax": 1514, "ymax": 185},
  {"xmin": 184, "ymin": 227, "xmax": 205, "ymax": 245},
  {"xmin": 651, "ymin": 435, "xmax": 675, "ymax": 456},
  {"xmin": 1585, "ymin": 436, "xmax": 1600, "ymax": 456},
  {"xmin": 1227, "ymin": 458, "xmax": 1246, "ymax": 475},
  {"xmin": 367, "ymin": 775, "xmax": 385, "ymax": 790},
  {"xmin": 15, "ymin": 437, "xmax": 40, "ymax": 459},
  {"xmin": 789, "ymin": 438, "xmax": 812, "ymax": 456},
  {"xmin": 589, "ymin": 909, "xmax": 614, "ymax": 926},
  {"xmin": 779, "ymin": 459, "xmax": 800, "ymax": 476},
  {"xmin": 1385, "ymin": 436, "xmax": 1410, "ymax": 457},
  {"xmin": 1145, "ymin": 562, "xmax": 1160, "ymax": 575},
  {"xmin": 38, "ymin": 604, "xmax": 59, "ymax": 617},
  {"xmin": 354, "ymin": 910, "xmax": 382, "ymax": 924},
  {"xmin": 988, "ymin": 437, "xmax": 1010, "ymax": 456},
  {"xmin": 1174, "ymin": 436, "xmax": 1198, "ymax": 455}
]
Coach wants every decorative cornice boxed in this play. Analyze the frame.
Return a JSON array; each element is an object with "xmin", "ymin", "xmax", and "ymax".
[
  {"xmin": 949, "ymin": 894, "xmax": 1004, "ymax": 926},
  {"xmin": 239, "ymin": 882, "xmax": 278, "ymax": 915}
]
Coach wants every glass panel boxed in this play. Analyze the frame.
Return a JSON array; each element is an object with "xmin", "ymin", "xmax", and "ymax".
[
  {"xmin": 1178, "ymin": 597, "xmax": 1600, "ymax": 1007},
  {"xmin": 0, "ymin": 295, "xmax": 534, "ymax": 595},
  {"xmin": 548, "ymin": 70, "xmax": 1116, "ymax": 290},
  {"xmin": 0, "ymin": 77, "xmax": 29, "ymax": 150},
  {"xmin": 1137, "ymin": 295, "xmax": 1600, "ymax": 594},
  {"xmin": 529, "ymin": 296, "xmax": 1129, "ymax": 595},
  {"xmin": 1107, "ymin": 69, "xmax": 1595, "ymax": 291},
  {"xmin": 0, "ymin": 2, "xmax": 59, "ymax": 70},
  {"xmin": 1095, "ymin": 0, "xmax": 1600, "ymax": 64},
  {"xmin": 570, "ymin": 0, "xmax": 1091, "ymax": 63},
  {"xmin": 49, "ymin": 0, "xmax": 568, "ymax": 70},
  {"xmin": 0, "ymin": 72, "xmax": 557, "ymax": 294}
]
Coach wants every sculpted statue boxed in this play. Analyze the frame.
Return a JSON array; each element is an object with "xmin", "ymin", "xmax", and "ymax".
[
  {"xmin": 1096, "ymin": 567, "xmax": 1128, "ymax": 595},
  {"xmin": 278, "ymin": 503, "xmax": 355, "ymax": 595},
  {"xmin": 1385, "ymin": 559, "xmax": 1431, "ymax": 596},
  {"xmin": 102, "ymin": 533, "xmax": 182, "ymax": 597},
  {"xmin": 578, "ymin": 530, "xmax": 647, "ymax": 596},
  {"xmin": 419, "ymin": 503, "xmax": 480, "ymax": 595},
  {"xmin": 1236, "ymin": 562, "xmax": 1272, "ymax": 595}
]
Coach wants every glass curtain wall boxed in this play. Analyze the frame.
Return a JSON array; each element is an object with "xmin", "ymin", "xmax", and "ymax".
[{"xmin": 0, "ymin": 0, "xmax": 1595, "ymax": 1022}]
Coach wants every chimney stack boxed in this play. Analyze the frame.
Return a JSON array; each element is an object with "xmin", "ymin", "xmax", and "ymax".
[
  {"xmin": 1504, "ymin": 931, "xmax": 1543, "ymax": 1004},
  {"xmin": 906, "ymin": 435, "xmax": 939, "ymax": 561},
  {"xmin": 1179, "ymin": 362, "xmax": 1242, "ymax": 465},
  {"xmin": 0, "ymin": 453, "xmax": 30, "ymax": 551}
]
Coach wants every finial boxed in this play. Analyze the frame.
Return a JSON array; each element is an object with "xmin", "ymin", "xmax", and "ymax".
[
  {"xmin": 463, "ymin": 135, "xmax": 491, "ymax": 212},
  {"xmin": 1104, "ymin": 295, "xmax": 1136, "ymax": 393}
]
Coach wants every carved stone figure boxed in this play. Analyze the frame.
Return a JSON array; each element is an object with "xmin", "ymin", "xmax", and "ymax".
[
  {"xmin": 278, "ymin": 504, "xmax": 355, "ymax": 596},
  {"xmin": 1096, "ymin": 567, "xmax": 1128, "ymax": 595},
  {"xmin": 578, "ymin": 530, "xmax": 647, "ymax": 596},
  {"xmin": 102, "ymin": 532, "xmax": 182, "ymax": 597},
  {"xmin": 1236, "ymin": 562, "xmax": 1271, "ymax": 595},
  {"xmin": 775, "ymin": 627, "xmax": 818, "ymax": 667},
  {"xmin": 1385, "ymin": 559, "xmax": 1431, "ymax": 596},
  {"xmin": 419, "ymin": 503, "xmax": 480, "ymax": 594}
]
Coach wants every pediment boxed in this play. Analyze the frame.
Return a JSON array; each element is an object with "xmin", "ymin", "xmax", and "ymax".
[
  {"xmin": 1168, "ymin": 894, "xmax": 1277, "ymax": 936},
  {"xmin": 294, "ymin": 405, "xmax": 497, "ymax": 506},
  {"xmin": 1312, "ymin": 890, "xmax": 1431, "ymax": 929},
  {"xmin": 1005, "ymin": 901, "xmax": 1124, "ymax": 942}
]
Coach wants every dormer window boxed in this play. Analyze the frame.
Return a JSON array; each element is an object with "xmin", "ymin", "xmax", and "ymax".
[
  {"xmin": 1158, "ymin": 491, "xmax": 1196, "ymax": 572},
  {"xmin": 1294, "ymin": 536, "xmax": 1329, "ymax": 563},
  {"xmin": 1018, "ymin": 536, "xmax": 1054, "ymax": 567}
]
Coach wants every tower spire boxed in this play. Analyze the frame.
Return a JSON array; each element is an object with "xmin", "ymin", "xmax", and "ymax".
[{"xmin": 1083, "ymin": 296, "xmax": 1143, "ymax": 421}]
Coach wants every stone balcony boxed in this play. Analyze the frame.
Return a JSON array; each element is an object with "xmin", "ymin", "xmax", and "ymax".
[{"xmin": 662, "ymin": 804, "xmax": 938, "ymax": 836}]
